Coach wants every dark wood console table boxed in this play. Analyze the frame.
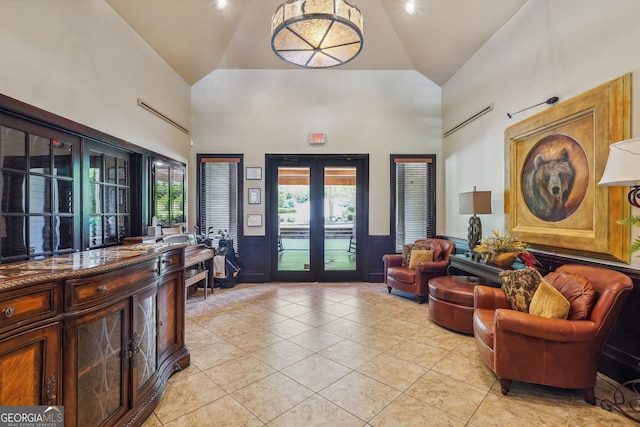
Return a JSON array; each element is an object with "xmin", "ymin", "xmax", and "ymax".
[{"xmin": 447, "ymin": 253, "xmax": 520, "ymax": 285}]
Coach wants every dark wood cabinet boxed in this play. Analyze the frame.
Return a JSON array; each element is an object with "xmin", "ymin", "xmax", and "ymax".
[
  {"xmin": 0, "ymin": 245, "xmax": 190, "ymax": 427},
  {"xmin": 0, "ymin": 323, "xmax": 61, "ymax": 406}
]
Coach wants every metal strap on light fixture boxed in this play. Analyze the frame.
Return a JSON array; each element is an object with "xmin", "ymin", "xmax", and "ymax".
[{"xmin": 271, "ymin": 0, "xmax": 364, "ymax": 68}]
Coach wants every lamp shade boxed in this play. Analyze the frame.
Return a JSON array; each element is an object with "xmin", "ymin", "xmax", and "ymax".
[
  {"xmin": 459, "ymin": 190, "xmax": 492, "ymax": 215},
  {"xmin": 599, "ymin": 137, "xmax": 640, "ymax": 186}
]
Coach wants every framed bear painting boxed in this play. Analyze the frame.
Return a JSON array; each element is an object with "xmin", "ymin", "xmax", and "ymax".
[{"xmin": 505, "ymin": 74, "xmax": 630, "ymax": 262}]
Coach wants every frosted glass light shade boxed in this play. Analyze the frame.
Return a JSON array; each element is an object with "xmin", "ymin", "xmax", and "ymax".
[{"xmin": 271, "ymin": 0, "xmax": 364, "ymax": 68}]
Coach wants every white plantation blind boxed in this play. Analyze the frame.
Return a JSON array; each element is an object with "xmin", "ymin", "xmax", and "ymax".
[
  {"xmin": 393, "ymin": 157, "xmax": 435, "ymax": 252},
  {"xmin": 199, "ymin": 157, "xmax": 240, "ymax": 251}
]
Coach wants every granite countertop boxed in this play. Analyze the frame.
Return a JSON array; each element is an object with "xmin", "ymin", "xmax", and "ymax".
[{"xmin": 0, "ymin": 243, "xmax": 183, "ymax": 291}]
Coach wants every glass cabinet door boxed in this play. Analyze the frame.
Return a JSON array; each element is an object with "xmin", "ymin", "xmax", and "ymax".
[
  {"xmin": 132, "ymin": 287, "xmax": 157, "ymax": 399},
  {"xmin": 76, "ymin": 301, "xmax": 128, "ymax": 427}
]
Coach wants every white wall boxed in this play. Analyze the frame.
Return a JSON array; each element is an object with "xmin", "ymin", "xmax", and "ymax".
[
  {"xmin": 442, "ymin": 0, "xmax": 640, "ymax": 266},
  {"xmin": 191, "ymin": 69, "xmax": 442, "ymax": 236},
  {"xmin": 0, "ymin": 0, "xmax": 191, "ymax": 163}
]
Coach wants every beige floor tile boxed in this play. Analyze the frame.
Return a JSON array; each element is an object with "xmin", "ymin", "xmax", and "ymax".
[
  {"xmin": 406, "ymin": 370, "xmax": 488, "ymax": 421},
  {"xmin": 251, "ymin": 339, "xmax": 314, "ymax": 370},
  {"xmin": 319, "ymin": 371, "xmax": 401, "ymax": 421},
  {"xmin": 281, "ymin": 354, "xmax": 352, "ymax": 392},
  {"xmin": 154, "ymin": 371, "xmax": 227, "ymax": 424},
  {"xmin": 184, "ymin": 324, "xmax": 226, "ymax": 350},
  {"xmin": 264, "ymin": 318, "xmax": 315, "ymax": 339},
  {"xmin": 269, "ymin": 395, "xmax": 365, "ymax": 427},
  {"xmin": 163, "ymin": 395, "xmax": 264, "ymax": 427},
  {"xmin": 243, "ymin": 310, "xmax": 289, "ymax": 326},
  {"xmin": 189, "ymin": 340, "xmax": 246, "ymax": 371},
  {"xmin": 343, "ymin": 309, "xmax": 390, "ymax": 325},
  {"xmin": 349, "ymin": 328, "xmax": 405, "ymax": 352},
  {"xmin": 371, "ymin": 317, "xmax": 422, "ymax": 337},
  {"xmin": 270, "ymin": 302, "xmax": 315, "ymax": 318},
  {"xmin": 431, "ymin": 349, "xmax": 496, "ymax": 391},
  {"xmin": 319, "ymin": 339, "xmax": 381, "ymax": 369},
  {"xmin": 232, "ymin": 372, "xmax": 314, "ymax": 423},
  {"xmin": 140, "ymin": 412, "xmax": 162, "ymax": 427},
  {"xmin": 357, "ymin": 352, "xmax": 427, "ymax": 391},
  {"xmin": 369, "ymin": 393, "xmax": 466, "ymax": 427},
  {"xmin": 226, "ymin": 329, "xmax": 284, "ymax": 352},
  {"xmin": 293, "ymin": 310, "xmax": 340, "ymax": 327},
  {"xmin": 204, "ymin": 354, "xmax": 276, "ymax": 392},
  {"xmin": 213, "ymin": 318, "xmax": 261, "ymax": 339},
  {"xmin": 470, "ymin": 391, "xmax": 568, "ymax": 427},
  {"xmin": 142, "ymin": 282, "xmax": 635, "ymax": 427},
  {"xmin": 319, "ymin": 317, "xmax": 371, "ymax": 338},
  {"xmin": 384, "ymin": 338, "xmax": 450, "ymax": 369},
  {"xmin": 320, "ymin": 302, "xmax": 361, "ymax": 317},
  {"xmin": 287, "ymin": 328, "xmax": 344, "ymax": 352}
]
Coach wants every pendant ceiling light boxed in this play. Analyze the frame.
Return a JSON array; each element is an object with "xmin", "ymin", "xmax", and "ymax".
[{"xmin": 271, "ymin": 0, "xmax": 364, "ymax": 68}]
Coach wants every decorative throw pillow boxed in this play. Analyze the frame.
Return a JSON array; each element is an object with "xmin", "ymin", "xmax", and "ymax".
[
  {"xmin": 499, "ymin": 267, "xmax": 543, "ymax": 312},
  {"xmin": 529, "ymin": 280, "xmax": 570, "ymax": 319},
  {"xmin": 543, "ymin": 272, "xmax": 596, "ymax": 320},
  {"xmin": 408, "ymin": 249, "xmax": 433, "ymax": 269},
  {"xmin": 401, "ymin": 243, "xmax": 430, "ymax": 267}
]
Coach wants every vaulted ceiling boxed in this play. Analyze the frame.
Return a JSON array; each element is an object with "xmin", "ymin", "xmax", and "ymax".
[{"xmin": 106, "ymin": 0, "xmax": 528, "ymax": 86}]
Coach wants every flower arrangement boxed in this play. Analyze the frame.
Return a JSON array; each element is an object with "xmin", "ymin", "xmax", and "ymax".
[{"xmin": 472, "ymin": 230, "xmax": 539, "ymax": 268}]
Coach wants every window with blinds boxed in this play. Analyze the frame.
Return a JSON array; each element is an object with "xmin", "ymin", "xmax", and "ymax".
[
  {"xmin": 198, "ymin": 155, "xmax": 242, "ymax": 252},
  {"xmin": 392, "ymin": 155, "xmax": 436, "ymax": 252}
]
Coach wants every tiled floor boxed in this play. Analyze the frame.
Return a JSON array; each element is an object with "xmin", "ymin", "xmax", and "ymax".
[{"xmin": 142, "ymin": 282, "xmax": 637, "ymax": 426}]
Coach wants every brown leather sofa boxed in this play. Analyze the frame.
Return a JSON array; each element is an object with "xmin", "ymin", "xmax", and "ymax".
[
  {"xmin": 383, "ymin": 238, "xmax": 455, "ymax": 303},
  {"xmin": 473, "ymin": 264, "xmax": 633, "ymax": 404}
]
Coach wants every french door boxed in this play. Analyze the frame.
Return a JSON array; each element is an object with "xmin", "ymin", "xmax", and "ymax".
[{"xmin": 267, "ymin": 155, "xmax": 367, "ymax": 282}]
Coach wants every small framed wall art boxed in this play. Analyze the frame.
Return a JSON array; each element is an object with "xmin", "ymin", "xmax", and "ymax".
[
  {"xmin": 247, "ymin": 214, "xmax": 262, "ymax": 227},
  {"xmin": 248, "ymin": 188, "xmax": 261, "ymax": 204},
  {"xmin": 246, "ymin": 167, "xmax": 262, "ymax": 180}
]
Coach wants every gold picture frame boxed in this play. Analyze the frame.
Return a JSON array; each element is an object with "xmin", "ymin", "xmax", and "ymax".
[{"xmin": 505, "ymin": 74, "xmax": 631, "ymax": 262}]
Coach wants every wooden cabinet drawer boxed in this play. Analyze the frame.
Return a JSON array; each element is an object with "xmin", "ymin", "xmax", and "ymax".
[
  {"xmin": 0, "ymin": 283, "xmax": 60, "ymax": 332},
  {"xmin": 66, "ymin": 260, "xmax": 159, "ymax": 310},
  {"xmin": 160, "ymin": 249, "xmax": 184, "ymax": 275}
]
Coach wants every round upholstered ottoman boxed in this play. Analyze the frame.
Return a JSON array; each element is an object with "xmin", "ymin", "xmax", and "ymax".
[{"xmin": 428, "ymin": 276, "xmax": 481, "ymax": 334}]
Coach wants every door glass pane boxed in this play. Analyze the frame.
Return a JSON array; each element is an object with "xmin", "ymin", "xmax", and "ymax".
[
  {"xmin": 29, "ymin": 216, "xmax": 51, "ymax": 254},
  {"xmin": 29, "ymin": 176, "xmax": 51, "ymax": 213},
  {"xmin": 278, "ymin": 167, "xmax": 310, "ymax": 271},
  {"xmin": 55, "ymin": 216, "xmax": 74, "ymax": 251},
  {"xmin": 53, "ymin": 140, "xmax": 73, "ymax": 177},
  {"xmin": 1, "ymin": 126, "xmax": 27, "ymax": 170},
  {"xmin": 0, "ymin": 171, "xmax": 26, "ymax": 212},
  {"xmin": 1, "ymin": 217, "xmax": 27, "ymax": 257},
  {"xmin": 29, "ymin": 134, "xmax": 50, "ymax": 174},
  {"xmin": 105, "ymin": 216, "xmax": 118, "ymax": 244},
  {"xmin": 90, "ymin": 215, "xmax": 103, "ymax": 247},
  {"xmin": 55, "ymin": 179, "xmax": 73, "ymax": 214},
  {"xmin": 324, "ymin": 167, "xmax": 356, "ymax": 271},
  {"xmin": 106, "ymin": 155, "xmax": 117, "ymax": 184}
]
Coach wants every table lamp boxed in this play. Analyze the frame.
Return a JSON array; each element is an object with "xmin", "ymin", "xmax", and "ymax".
[{"xmin": 459, "ymin": 187, "xmax": 492, "ymax": 250}]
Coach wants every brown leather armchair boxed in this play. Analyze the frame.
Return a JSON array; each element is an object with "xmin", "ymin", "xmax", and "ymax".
[
  {"xmin": 383, "ymin": 238, "xmax": 455, "ymax": 303},
  {"xmin": 473, "ymin": 264, "xmax": 633, "ymax": 405}
]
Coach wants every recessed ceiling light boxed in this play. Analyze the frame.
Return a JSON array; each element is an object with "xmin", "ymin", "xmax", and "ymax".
[
  {"xmin": 405, "ymin": 1, "xmax": 416, "ymax": 15},
  {"xmin": 216, "ymin": 0, "xmax": 227, "ymax": 10}
]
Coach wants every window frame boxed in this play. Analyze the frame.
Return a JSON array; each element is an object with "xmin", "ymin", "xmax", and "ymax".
[
  {"xmin": 390, "ymin": 154, "xmax": 436, "ymax": 252},
  {"xmin": 196, "ymin": 154, "xmax": 243, "ymax": 252}
]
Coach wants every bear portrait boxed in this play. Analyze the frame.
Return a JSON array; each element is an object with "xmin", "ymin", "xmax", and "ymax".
[{"xmin": 522, "ymin": 135, "xmax": 587, "ymax": 223}]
